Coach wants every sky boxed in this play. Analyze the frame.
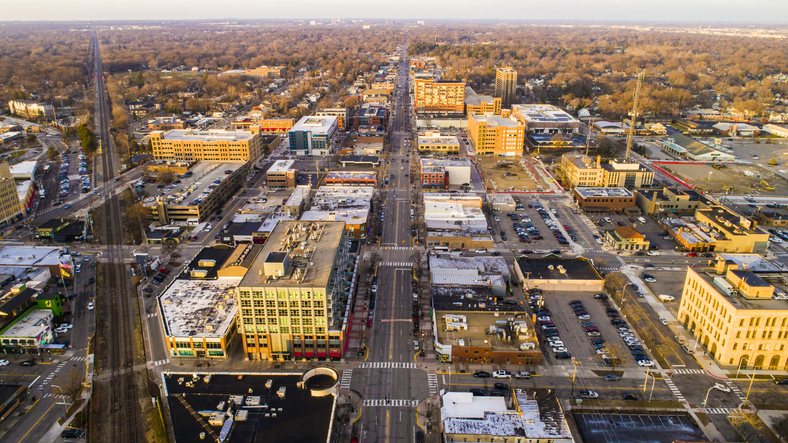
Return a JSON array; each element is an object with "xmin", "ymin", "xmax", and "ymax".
[{"xmin": 3, "ymin": 0, "xmax": 788, "ymax": 23}]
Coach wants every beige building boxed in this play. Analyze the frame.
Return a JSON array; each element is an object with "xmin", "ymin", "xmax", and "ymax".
[
  {"xmin": 414, "ymin": 79, "xmax": 466, "ymax": 115},
  {"xmin": 511, "ymin": 104, "xmax": 581, "ymax": 134},
  {"xmin": 605, "ymin": 227, "xmax": 650, "ymax": 251},
  {"xmin": 245, "ymin": 65, "xmax": 285, "ymax": 78},
  {"xmin": 235, "ymin": 221, "xmax": 351, "ymax": 361},
  {"xmin": 494, "ymin": 67, "xmax": 517, "ymax": 106},
  {"xmin": 0, "ymin": 163, "xmax": 23, "ymax": 227},
  {"xmin": 678, "ymin": 265, "xmax": 788, "ymax": 370},
  {"xmin": 150, "ymin": 129, "xmax": 262, "ymax": 162},
  {"xmin": 7, "ymin": 100, "xmax": 54, "ymax": 120},
  {"xmin": 561, "ymin": 154, "xmax": 654, "ymax": 188},
  {"xmin": 636, "ymin": 187, "xmax": 703, "ymax": 216},
  {"xmin": 316, "ymin": 108, "xmax": 350, "ymax": 131},
  {"xmin": 467, "ymin": 114, "xmax": 525, "ymax": 156},
  {"xmin": 417, "ymin": 131, "xmax": 461, "ymax": 156},
  {"xmin": 465, "ymin": 88, "xmax": 501, "ymax": 116}
]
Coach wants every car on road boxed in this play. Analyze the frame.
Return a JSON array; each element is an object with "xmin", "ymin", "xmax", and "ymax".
[
  {"xmin": 494, "ymin": 382, "xmax": 509, "ymax": 390},
  {"xmin": 64, "ymin": 204, "xmax": 72, "ymax": 209},
  {"xmin": 0, "ymin": 359, "xmax": 8, "ymax": 366},
  {"xmin": 775, "ymin": 379, "xmax": 788, "ymax": 385},
  {"xmin": 469, "ymin": 388, "xmax": 486, "ymax": 396},
  {"xmin": 552, "ymin": 347, "xmax": 568, "ymax": 353},
  {"xmin": 621, "ymin": 393, "xmax": 638, "ymax": 401},
  {"xmin": 579, "ymin": 390, "xmax": 598, "ymax": 399},
  {"xmin": 686, "ymin": 252, "xmax": 698, "ymax": 257},
  {"xmin": 492, "ymin": 370, "xmax": 511, "ymax": 379},
  {"xmin": 514, "ymin": 371, "xmax": 531, "ymax": 379},
  {"xmin": 603, "ymin": 374, "xmax": 620, "ymax": 382},
  {"xmin": 473, "ymin": 371, "xmax": 491, "ymax": 378},
  {"xmin": 88, "ymin": 277, "xmax": 95, "ymax": 284},
  {"xmin": 712, "ymin": 383, "xmax": 731, "ymax": 393},
  {"xmin": 87, "ymin": 302, "xmax": 94, "ymax": 310},
  {"xmin": 20, "ymin": 360, "xmax": 36, "ymax": 366},
  {"xmin": 60, "ymin": 428, "xmax": 85, "ymax": 440},
  {"xmin": 659, "ymin": 317, "xmax": 668, "ymax": 325},
  {"xmin": 637, "ymin": 359, "xmax": 654, "ymax": 367},
  {"xmin": 555, "ymin": 352, "xmax": 572, "ymax": 359},
  {"xmin": 413, "ymin": 340, "xmax": 419, "ymax": 351}
]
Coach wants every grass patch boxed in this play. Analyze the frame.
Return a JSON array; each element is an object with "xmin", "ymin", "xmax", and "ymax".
[
  {"xmin": 144, "ymin": 394, "xmax": 169, "ymax": 443},
  {"xmin": 93, "ymin": 262, "xmax": 107, "ymax": 373}
]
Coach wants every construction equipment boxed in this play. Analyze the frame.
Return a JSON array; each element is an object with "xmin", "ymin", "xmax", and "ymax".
[
  {"xmin": 722, "ymin": 185, "xmax": 735, "ymax": 194},
  {"xmin": 625, "ymin": 69, "xmax": 645, "ymax": 161},
  {"xmin": 759, "ymin": 180, "xmax": 775, "ymax": 191}
]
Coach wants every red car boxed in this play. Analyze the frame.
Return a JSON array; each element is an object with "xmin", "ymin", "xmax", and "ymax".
[
  {"xmin": 686, "ymin": 253, "xmax": 698, "ymax": 257},
  {"xmin": 159, "ymin": 268, "xmax": 170, "ymax": 274}
]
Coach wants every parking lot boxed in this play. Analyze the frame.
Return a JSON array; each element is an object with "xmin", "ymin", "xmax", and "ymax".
[
  {"xmin": 639, "ymin": 268, "xmax": 688, "ymax": 319},
  {"xmin": 535, "ymin": 290, "xmax": 646, "ymax": 369},
  {"xmin": 587, "ymin": 211, "xmax": 677, "ymax": 253},
  {"xmin": 492, "ymin": 198, "xmax": 576, "ymax": 252}
]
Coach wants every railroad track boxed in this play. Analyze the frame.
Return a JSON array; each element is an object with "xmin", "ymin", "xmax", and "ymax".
[{"xmin": 89, "ymin": 31, "xmax": 143, "ymax": 443}]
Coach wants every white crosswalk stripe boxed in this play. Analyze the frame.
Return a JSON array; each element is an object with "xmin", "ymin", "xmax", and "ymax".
[
  {"xmin": 363, "ymin": 399, "xmax": 419, "ymax": 407},
  {"xmin": 149, "ymin": 359, "xmax": 169, "ymax": 367},
  {"xmin": 42, "ymin": 393, "xmax": 68, "ymax": 400},
  {"xmin": 340, "ymin": 369, "xmax": 353, "ymax": 390},
  {"xmin": 663, "ymin": 377, "xmax": 686, "ymax": 402},
  {"xmin": 725, "ymin": 380, "xmax": 747, "ymax": 402},
  {"xmin": 428, "ymin": 373, "xmax": 438, "ymax": 396},
  {"xmin": 359, "ymin": 362, "xmax": 417, "ymax": 369},
  {"xmin": 70, "ymin": 356, "xmax": 88, "ymax": 362},
  {"xmin": 380, "ymin": 262, "xmax": 414, "ymax": 267},
  {"xmin": 702, "ymin": 407, "xmax": 737, "ymax": 415},
  {"xmin": 671, "ymin": 369, "xmax": 707, "ymax": 375},
  {"xmin": 381, "ymin": 246, "xmax": 414, "ymax": 251},
  {"xmin": 597, "ymin": 267, "xmax": 621, "ymax": 271},
  {"xmin": 147, "ymin": 313, "xmax": 158, "ymax": 318}
]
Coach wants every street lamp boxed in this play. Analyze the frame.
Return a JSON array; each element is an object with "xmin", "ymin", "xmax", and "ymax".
[
  {"xmin": 736, "ymin": 357, "xmax": 749, "ymax": 379},
  {"xmin": 703, "ymin": 385, "xmax": 715, "ymax": 408},
  {"xmin": 51, "ymin": 385, "xmax": 67, "ymax": 405}
]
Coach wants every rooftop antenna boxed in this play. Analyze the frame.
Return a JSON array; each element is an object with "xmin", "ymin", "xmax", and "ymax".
[{"xmin": 625, "ymin": 69, "xmax": 645, "ymax": 161}]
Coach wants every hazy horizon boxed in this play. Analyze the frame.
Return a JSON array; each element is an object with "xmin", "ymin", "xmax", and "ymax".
[{"xmin": 3, "ymin": 0, "xmax": 788, "ymax": 24}]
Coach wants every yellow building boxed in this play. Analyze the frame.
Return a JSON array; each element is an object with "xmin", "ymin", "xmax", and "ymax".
[
  {"xmin": 604, "ymin": 226, "xmax": 650, "ymax": 251},
  {"xmin": 678, "ymin": 265, "xmax": 788, "ymax": 370},
  {"xmin": 150, "ymin": 129, "xmax": 262, "ymax": 162},
  {"xmin": 414, "ymin": 79, "xmax": 466, "ymax": 115},
  {"xmin": 494, "ymin": 67, "xmax": 517, "ymax": 106},
  {"xmin": 245, "ymin": 65, "xmax": 285, "ymax": 78},
  {"xmin": 694, "ymin": 205, "xmax": 769, "ymax": 253},
  {"xmin": 250, "ymin": 118, "xmax": 295, "ymax": 134},
  {"xmin": 0, "ymin": 163, "xmax": 22, "ymax": 227},
  {"xmin": 465, "ymin": 93, "xmax": 501, "ymax": 116},
  {"xmin": 417, "ymin": 131, "xmax": 461, "ymax": 155},
  {"xmin": 235, "ymin": 221, "xmax": 351, "ymax": 361},
  {"xmin": 561, "ymin": 154, "xmax": 654, "ymax": 188},
  {"xmin": 561, "ymin": 154, "xmax": 605, "ymax": 187},
  {"xmin": 467, "ymin": 114, "xmax": 525, "ymax": 156}
]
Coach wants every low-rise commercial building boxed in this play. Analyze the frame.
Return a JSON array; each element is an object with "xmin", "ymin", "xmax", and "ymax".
[
  {"xmin": 0, "ymin": 308, "xmax": 53, "ymax": 351},
  {"xmin": 660, "ymin": 134, "xmax": 735, "ymax": 162},
  {"xmin": 34, "ymin": 218, "xmax": 85, "ymax": 243},
  {"xmin": 414, "ymin": 79, "xmax": 466, "ymax": 115},
  {"xmin": 661, "ymin": 206, "xmax": 769, "ymax": 253},
  {"xmin": 441, "ymin": 390, "xmax": 574, "ymax": 443},
  {"xmin": 8, "ymin": 161, "xmax": 36, "ymax": 181},
  {"xmin": 325, "ymin": 171, "xmax": 376, "ymax": 187},
  {"xmin": 763, "ymin": 124, "xmax": 788, "ymax": 138},
  {"xmin": 465, "ymin": 89, "xmax": 501, "ymax": 116},
  {"xmin": 467, "ymin": 114, "xmax": 525, "ymax": 156},
  {"xmin": 636, "ymin": 187, "xmax": 703, "ymax": 216},
  {"xmin": 144, "ymin": 227, "xmax": 188, "ymax": 245},
  {"xmin": 147, "ymin": 116, "xmax": 187, "ymax": 131},
  {"xmin": 678, "ymin": 265, "xmax": 788, "ymax": 370},
  {"xmin": 424, "ymin": 194, "xmax": 488, "ymax": 233},
  {"xmin": 352, "ymin": 104, "xmax": 388, "ymax": 132},
  {"xmin": 265, "ymin": 160, "xmax": 297, "ymax": 188},
  {"xmin": 141, "ymin": 161, "xmax": 249, "ymax": 224},
  {"xmin": 514, "ymin": 257, "xmax": 603, "ymax": 292},
  {"xmin": 235, "ymin": 221, "xmax": 352, "ymax": 361},
  {"xmin": 244, "ymin": 65, "xmax": 285, "ymax": 78},
  {"xmin": 0, "ymin": 163, "xmax": 23, "ymax": 227},
  {"xmin": 7, "ymin": 100, "xmax": 54, "ymax": 120},
  {"xmin": 159, "ymin": 246, "xmax": 258, "ymax": 359},
  {"xmin": 511, "ymin": 104, "xmax": 581, "ymax": 134},
  {"xmin": 419, "ymin": 158, "xmax": 472, "ymax": 189},
  {"xmin": 753, "ymin": 208, "xmax": 788, "ymax": 227},
  {"xmin": 150, "ymin": 129, "xmax": 263, "ymax": 162},
  {"xmin": 288, "ymin": 116, "xmax": 338, "ymax": 156},
  {"xmin": 417, "ymin": 131, "xmax": 460, "ymax": 156},
  {"xmin": 605, "ymin": 226, "xmax": 650, "ymax": 251},
  {"xmin": 425, "ymin": 231, "xmax": 493, "ymax": 249},
  {"xmin": 360, "ymin": 88, "xmax": 391, "ymax": 104},
  {"xmin": 572, "ymin": 187, "xmax": 636, "ymax": 212},
  {"xmin": 250, "ymin": 118, "xmax": 295, "ymax": 134},
  {"xmin": 16, "ymin": 180, "xmax": 35, "ymax": 213}
]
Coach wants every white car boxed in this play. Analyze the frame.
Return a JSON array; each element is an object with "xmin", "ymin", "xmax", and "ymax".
[
  {"xmin": 646, "ymin": 250, "xmax": 660, "ymax": 256},
  {"xmin": 55, "ymin": 327, "xmax": 69, "ymax": 334},
  {"xmin": 552, "ymin": 347, "xmax": 568, "ymax": 353},
  {"xmin": 637, "ymin": 359, "xmax": 654, "ymax": 367},
  {"xmin": 712, "ymin": 383, "xmax": 732, "ymax": 393},
  {"xmin": 60, "ymin": 323, "xmax": 73, "ymax": 330},
  {"xmin": 620, "ymin": 331, "xmax": 634, "ymax": 338},
  {"xmin": 659, "ymin": 294, "xmax": 675, "ymax": 302},
  {"xmin": 579, "ymin": 390, "xmax": 599, "ymax": 399},
  {"xmin": 492, "ymin": 370, "xmax": 511, "ymax": 379},
  {"xmin": 87, "ymin": 302, "xmax": 94, "ymax": 310},
  {"xmin": 770, "ymin": 237, "xmax": 783, "ymax": 244},
  {"xmin": 537, "ymin": 316, "xmax": 551, "ymax": 321},
  {"xmin": 644, "ymin": 277, "xmax": 656, "ymax": 283},
  {"xmin": 595, "ymin": 238, "xmax": 603, "ymax": 244},
  {"xmin": 549, "ymin": 340, "xmax": 565, "ymax": 347},
  {"xmin": 0, "ymin": 359, "xmax": 8, "ymax": 366},
  {"xmin": 413, "ymin": 340, "xmax": 420, "ymax": 351},
  {"xmin": 578, "ymin": 315, "xmax": 591, "ymax": 320},
  {"xmin": 659, "ymin": 317, "xmax": 668, "ymax": 325},
  {"xmin": 204, "ymin": 224, "xmax": 212, "ymax": 231}
]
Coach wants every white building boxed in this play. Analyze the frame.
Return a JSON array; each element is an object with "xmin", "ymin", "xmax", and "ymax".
[
  {"xmin": 763, "ymin": 124, "xmax": 788, "ymax": 138},
  {"xmin": 511, "ymin": 104, "xmax": 582, "ymax": 134}
]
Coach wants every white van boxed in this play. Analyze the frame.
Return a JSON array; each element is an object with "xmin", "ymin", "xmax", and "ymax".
[{"xmin": 659, "ymin": 294, "xmax": 675, "ymax": 302}]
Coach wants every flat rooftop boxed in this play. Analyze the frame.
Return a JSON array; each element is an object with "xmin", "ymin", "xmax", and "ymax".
[
  {"xmin": 239, "ymin": 221, "xmax": 345, "ymax": 289},
  {"xmin": 694, "ymin": 269, "xmax": 788, "ymax": 311},
  {"xmin": 9, "ymin": 160, "xmax": 37, "ymax": 176},
  {"xmin": 516, "ymin": 257, "xmax": 601, "ymax": 281},
  {"xmin": 431, "ymin": 286, "xmax": 523, "ymax": 312},
  {"xmin": 435, "ymin": 311, "xmax": 534, "ymax": 351},
  {"xmin": 291, "ymin": 116, "xmax": 337, "ymax": 134},
  {"xmin": 470, "ymin": 115, "xmax": 522, "ymax": 128},
  {"xmin": 420, "ymin": 158, "xmax": 472, "ymax": 168},
  {"xmin": 465, "ymin": 95, "xmax": 496, "ymax": 107},
  {"xmin": 267, "ymin": 160, "xmax": 296, "ymax": 173},
  {"xmin": 0, "ymin": 308, "xmax": 51, "ymax": 338},
  {"xmin": 164, "ymin": 372, "xmax": 334, "ymax": 443},
  {"xmin": 326, "ymin": 171, "xmax": 375, "ymax": 180},
  {"xmin": 159, "ymin": 278, "xmax": 242, "ymax": 339},
  {"xmin": 159, "ymin": 129, "xmax": 255, "ymax": 142},
  {"xmin": 698, "ymin": 206, "xmax": 763, "ymax": 236},
  {"xmin": 442, "ymin": 389, "xmax": 572, "ymax": 440},
  {"xmin": 512, "ymin": 104, "xmax": 579, "ymax": 124},
  {"xmin": 429, "ymin": 255, "xmax": 510, "ymax": 276},
  {"xmin": 0, "ymin": 246, "xmax": 63, "ymax": 267},
  {"xmin": 575, "ymin": 187, "xmax": 633, "ymax": 198},
  {"xmin": 716, "ymin": 253, "xmax": 784, "ymax": 273},
  {"xmin": 142, "ymin": 161, "xmax": 245, "ymax": 207}
]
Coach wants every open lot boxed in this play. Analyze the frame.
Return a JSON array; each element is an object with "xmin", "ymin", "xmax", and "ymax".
[
  {"xmin": 537, "ymin": 290, "xmax": 640, "ymax": 369},
  {"xmin": 659, "ymin": 161, "xmax": 788, "ymax": 194},
  {"xmin": 493, "ymin": 197, "xmax": 574, "ymax": 252},
  {"xmin": 477, "ymin": 156, "xmax": 545, "ymax": 192},
  {"xmin": 586, "ymin": 211, "xmax": 676, "ymax": 253}
]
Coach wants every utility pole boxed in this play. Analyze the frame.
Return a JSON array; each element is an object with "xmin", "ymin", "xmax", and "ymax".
[
  {"xmin": 570, "ymin": 359, "xmax": 579, "ymax": 398},
  {"xmin": 625, "ymin": 70, "xmax": 645, "ymax": 161},
  {"xmin": 585, "ymin": 117, "xmax": 594, "ymax": 157},
  {"xmin": 744, "ymin": 367, "xmax": 757, "ymax": 408},
  {"xmin": 643, "ymin": 365, "xmax": 650, "ymax": 397}
]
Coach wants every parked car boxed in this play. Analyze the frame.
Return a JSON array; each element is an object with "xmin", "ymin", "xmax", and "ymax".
[
  {"xmin": 473, "ymin": 371, "xmax": 491, "ymax": 378},
  {"xmin": 603, "ymin": 374, "xmax": 620, "ymax": 382},
  {"xmin": 621, "ymin": 393, "xmax": 638, "ymax": 401},
  {"xmin": 469, "ymin": 388, "xmax": 486, "ymax": 396},
  {"xmin": 492, "ymin": 370, "xmax": 511, "ymax": 379},
  {"xmin": 514, "ymin": 371, "xmax": 531, "ymax": 379},
  {"xmin": 579, "ymin": 390, "xmax": 599, "ymax": 399}
]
